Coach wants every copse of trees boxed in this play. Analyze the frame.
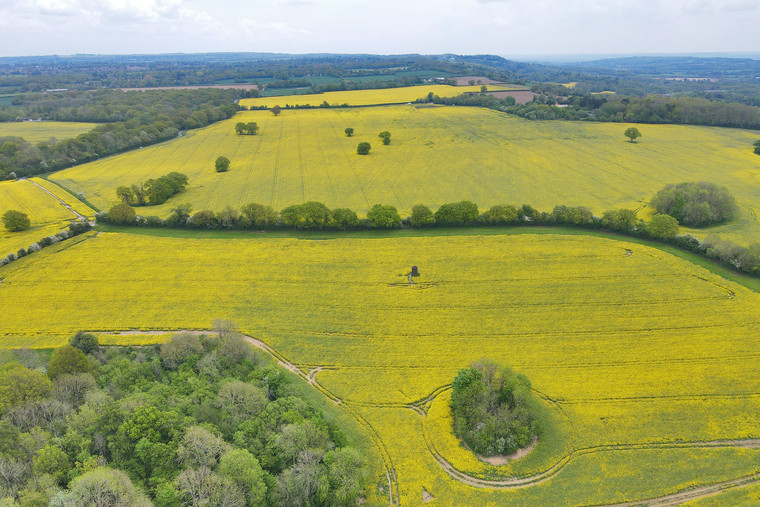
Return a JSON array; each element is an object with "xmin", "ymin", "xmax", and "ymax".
[
  {"xmin": 650, "ymin": 182, "xmax": 737, "ymax": 226},
  {"xmin": 234, "ymin": 122, "xmax": 259, "ymax": 135},
  {"xmin": 116, "ymin": 172, "xmax": 188, "ymax": 206},
  {"xmin": 754, "ymin": 140, "xmax": 760, "ymax": 155},
  {"xmin": 451, "ymin": 360, "xmax": 541, "ymax": 456}
]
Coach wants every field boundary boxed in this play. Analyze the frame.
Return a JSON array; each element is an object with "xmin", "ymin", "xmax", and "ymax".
[{"xmin": 93, "ymin": 223, "xmax": 760, "ymax": 293}]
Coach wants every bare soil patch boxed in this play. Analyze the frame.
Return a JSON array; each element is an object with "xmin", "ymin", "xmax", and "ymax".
[
  {"xmin": 451, "ymin": 76, "xmax": 506, "ymax": 86},
  {"xmin": 475, "ymin": 438, "xmax": 538, "ymax": 465},
  {"xmin": 483, "ymin": 90, "xmax": 537, "ymax": 104}
]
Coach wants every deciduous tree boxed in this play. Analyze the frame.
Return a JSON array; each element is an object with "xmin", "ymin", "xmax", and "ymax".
[
  {"xmin": 2, "ymin": 209, "xmax": 30, "ymax": 232},
  {"xmin": 624, "ymin": 126, "xmax": 642, "ymax": 143}
]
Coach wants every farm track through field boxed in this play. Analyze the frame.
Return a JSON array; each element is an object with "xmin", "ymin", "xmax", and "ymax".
[
  {"xmin": 21, "ymin": 178, "xmax": 89, "ymax": 222},
  {"xmin": 103, "ymin": 329, "xmax": 400, "ymax": 506},
  {"xmin": 101, "ymin": 329, "xmax": 760, "ymax": 506}
]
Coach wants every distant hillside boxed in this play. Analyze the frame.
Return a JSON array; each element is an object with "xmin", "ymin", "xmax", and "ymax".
[{"xmin": 566, "ymin": 56, "xmax": 760, "ymax": 79}]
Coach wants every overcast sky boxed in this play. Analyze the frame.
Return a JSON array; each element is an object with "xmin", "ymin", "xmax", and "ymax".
[{"xmin": 0, "ymin": 0, "xmax": 758, "ymax": 58}]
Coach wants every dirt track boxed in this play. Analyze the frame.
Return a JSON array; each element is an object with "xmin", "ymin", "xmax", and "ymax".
[{"xmin": 102, "ymin": 329, "xmax": 760, "ymax": 505}]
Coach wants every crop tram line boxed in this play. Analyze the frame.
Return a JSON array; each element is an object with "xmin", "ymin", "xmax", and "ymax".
[{"xmin": 102, "ymin": 329, "xmax": 760, "ymax": 505}]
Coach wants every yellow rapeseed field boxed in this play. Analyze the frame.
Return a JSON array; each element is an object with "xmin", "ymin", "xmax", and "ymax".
[
  {"xmin": 0, "ymin": 121, "xmax": 97, "ymax": 143},
  {"xmin": 0, "ymin": 178, "xmax": 86, "ymax": 256},
  {"xmin": 49, "ymin": 105, "xmax": 760, "ymax": 245},
  {"xmin": 239, "ymin": 84, "xmax": 519, "ymax": 108},
  {"xmin": 3, "ymin": 230, "xmax": 760, "ymax": 504}
]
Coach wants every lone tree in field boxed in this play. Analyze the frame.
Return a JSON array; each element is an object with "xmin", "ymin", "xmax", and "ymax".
[
  {"xmin": 344, "ymin": 128, "xmax": 354, "ymax": 137},
  {"xmin": 215, "ymin": 156, "xmax": 230, "ymax": 172},
  {"xmin": 378, "ymin": 131, "xmax": 391, "ymax": 145},
  {"xmin": 754, "ymin": 139, "xmax": 760, "ymax": 155},
  {"xmin": 357, "ymin": 142, "xmax": 371, "ymax": 155},
  {"xmin": 624, "ymin": 127, "xmax": 642, "ymax": 143},
  {"xmin": 271, "ymin": 105, "xmax": 282, "ymax": 116},
  {"xmin": 2, "ymin": 209, "xmax": 31, "ymax": 232}
]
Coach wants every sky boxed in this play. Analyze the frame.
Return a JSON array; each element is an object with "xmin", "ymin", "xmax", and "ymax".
[{"xmin": 0, "ymin": 0, "xmax": 758, "ymax": 58}]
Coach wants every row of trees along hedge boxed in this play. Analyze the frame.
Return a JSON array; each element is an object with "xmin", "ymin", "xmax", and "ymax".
[
  {"xmin": 1, "ymin": 220, "xmax": 91, "ymax": 268},
  {"xmin": 417, "ymin": 91, "xmax": 760, "ymax": 130},
  {"xmin": 98, "ymin": 199, "xmax": 760, "ymax": 277},
  {"xmin": 451, "ymin": 361, "xmax": 541, "ymax": 456},
  {"xmin": 0, "ymin": 88, "xmax": 243, "ymax": 180},
  {"xmin": 0, "ymin": 324, "xmax": 367, "ymax": 505}
]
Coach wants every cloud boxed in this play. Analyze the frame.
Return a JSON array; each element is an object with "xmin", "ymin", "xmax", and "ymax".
[{"xmin": 239, "ymin": 18, "xmax": 311, "ymax": 38}]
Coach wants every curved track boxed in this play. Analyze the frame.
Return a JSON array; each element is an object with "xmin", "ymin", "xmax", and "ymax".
[{"xmin": 103, "ymin": 329, "xmax": 760, "ymax": 506}]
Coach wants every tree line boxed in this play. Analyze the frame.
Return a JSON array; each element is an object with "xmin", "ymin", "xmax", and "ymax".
[
  {"xmin": 0, "ymin": 89, "xmax": 243, "ymax": 180},
  {"xmin": 419, "ymin": 90, "xmax": 760, "ymax": 130},
  {"xmin": 97, "ymin": 198, "xmax": 760, "ymax": 278},
  {"xmin": 0, "ymin": 220, "xmax": 91, "ymax": 269},
  {"xmin": 0, "ymin": 325, "xmax": 367, "ymax": 505}
]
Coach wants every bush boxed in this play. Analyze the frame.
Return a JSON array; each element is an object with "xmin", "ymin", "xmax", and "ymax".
[
  {"xmin": 356, "ymin": 142, "xmax": 371, "ymax": 155},
  {"xmin": 435, "ymin": 201, "xmax": 479, "ymax": 226},
  {"xmin": 108, "ymin": 202, "xmax": 136, "ymax": 225},
  {"xmin": 647, "ymin": 213, "xmax": 680, "ymax": 239},
  {"xmin": 410, "ymin": 204, "xmax": 436, "ymax": 227},
  {"xmin": 366, "ymin": 204, "xmax": 401, "ymax": 229},
  {"xmin": 2, "ymin": 210, "xmax": 30, "ymax": 232},
  {"xmin": 70, "ymin": 331, "xmax": 99, "ymax": 354},
  {"xmin": 651, "ymin": 182, "xmax": 737, "ymax": 226},
  {"xmin": 69, "ymin": 221, "xmax": 92, "ymax": 234},
  {"xmin": 215, "ymin": 156, "xmax": 230, "ymax": 172},
  {"xmin": 47, "ymin": 345, "xmax": 93, "ymax": 380}
]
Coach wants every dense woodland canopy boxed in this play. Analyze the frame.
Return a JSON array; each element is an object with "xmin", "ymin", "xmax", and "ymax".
[
  {"xmin": 0, "ymin": 329, "xmax": 367, "ymax": 505},
  {"xmin": 0, "ymin": 89, "xmax": 241, "ymax": 179}
]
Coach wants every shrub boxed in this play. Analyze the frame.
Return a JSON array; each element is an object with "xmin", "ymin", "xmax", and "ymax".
[
  {"xmin": 366, "ymin": 204, "xmax": 401, "ymax": 229},
  {"xmin": 215, "ymin": 156, "xmax": 230, "ymax": 172},
  {"xmin": 480, "ymin": 205, "xmax": 518, "ymax": 225},
  {"xmin": 47, "ymin": 345, "xmax": 93, "ymax": 379},
  {"xmin": 70, "ymin": 331, "xmax": 99, "ymax": 354},
  {"xmin": 108, "ymin": 202, "xmax": 136, "ymax": 225},
  {"xmin": 435, "ymin": 201, "xmax": 479, "ymax": 226},
  {"xmin": 356, "ymin": 142, "xmax": 371, "ymax": 155},
  {"xmin": 410, "ymin": 204, "xmax": 436, "ymax": 227}
]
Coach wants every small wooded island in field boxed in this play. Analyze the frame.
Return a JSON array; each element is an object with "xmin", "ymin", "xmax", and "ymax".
[{"xmin": 451, "ymin": 361, "xmax": 541, "ymax": 457}]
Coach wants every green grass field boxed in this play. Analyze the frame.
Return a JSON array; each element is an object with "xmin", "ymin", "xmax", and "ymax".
[
  {"xmin": 0, "ymin": 121, "xmax": 97, "ymax": 143},
  {"xmin": 3, "ymin": 229, "xmax": 760, "ymax": 504},
  {"xmin": 49, "ymin": 104, "xmax": 760, "ymax": 245}
]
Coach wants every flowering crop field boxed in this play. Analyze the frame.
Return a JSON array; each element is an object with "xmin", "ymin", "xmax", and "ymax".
[
  {"xmin": 238, "ymin": 84, "xmax": 521, "ymax": 108},
  {"xmin": 0, "ymin": 178, "xmax": 86, "ymax": 256},
  {"xmin": 3, "ymin": 230, "xmax": 760, "ymax": 504},
  {"xmin": 0, "ymin": 121, "xmax": 96, "ymax": 143},
  {"xmin": 49, "ymin": 105, "xmax": 760, "ymax": 244}
]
